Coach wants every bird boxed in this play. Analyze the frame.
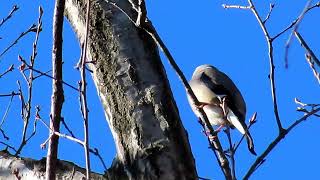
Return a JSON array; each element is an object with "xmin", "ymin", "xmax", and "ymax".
[{"xmin": 187, "ymin": 64, "xmax": 256, "ymax": 155}]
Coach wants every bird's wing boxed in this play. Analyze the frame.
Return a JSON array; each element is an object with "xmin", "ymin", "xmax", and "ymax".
[
  {"xmin": 199, "ymin": 70, "xmax": 246, "ymax": 125},
  {"xmin": 227, "ymin": 110, "xmax": 246, "ymax": 134}
]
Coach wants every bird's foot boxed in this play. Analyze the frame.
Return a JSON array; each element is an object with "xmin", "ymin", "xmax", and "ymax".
[
  {"xmin": 215, "ymin": 124, "xmax": 225, "ymax": 132},
  {"xmin": 202, "ymin": 130, "xmax": 217, "ymax": 140},
  {"xmin": 202, "ymin": 125, "xmax": 224, "ymax": 140}
]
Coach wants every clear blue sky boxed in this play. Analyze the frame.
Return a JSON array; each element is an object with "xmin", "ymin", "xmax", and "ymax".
[{"xmin": 0, "ymin": 1, "xmax": 319, "ymax": 179}]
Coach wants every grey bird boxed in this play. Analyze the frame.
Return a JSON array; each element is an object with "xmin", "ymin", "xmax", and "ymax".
[{"xmin": 187, "ymin": 64, "xmax": 256, "ymax": 155}]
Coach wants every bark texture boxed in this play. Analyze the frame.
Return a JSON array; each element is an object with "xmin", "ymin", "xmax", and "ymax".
[
  {"xmin": 64, "ymin": 0, "xmax": 198, "ymax": 179},
  {"xmin": 0, "ymin": 150, "xmax": 105, "ymax": 180}
]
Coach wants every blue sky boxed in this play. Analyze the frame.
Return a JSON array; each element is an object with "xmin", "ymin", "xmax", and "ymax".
[{"xmin": 1, "ymin": 1, "xmax": 319, "ymax": 179}]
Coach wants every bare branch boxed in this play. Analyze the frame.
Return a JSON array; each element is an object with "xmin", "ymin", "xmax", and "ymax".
[
  {"xmin": 0, "ymin": 64, "xmax": 14, "ymax": 78},
  {"xmin": 295, "ymin": 98, "xmax": 320, "ymax": 117},
  {"xmin": 262, "ymin": 3, "xmax": 275, "ymax": 24},
  {"xmin": 38, "ymin": 110, "xmax": 108, "ymax": 173},
  {"xmin": 294, "ymin": 31, "xmax": 320, "ymax": 84},
  {"xmin": 0, "ymin": 5, "xmax": 19, "ymax": 28},
  {"xmin": 60, "ymin": 118, "xmax": 76, "ymax": 137},
  {"xmin": 79, "ymin": 0, "xmax": 92, "ymax": 179},
  {"xmin": 38, "ymin": 117, "xmax": 83, "ymax": 147},
  {"xmin": 221, "ymin": 1, "xmax": 320, "ymax": 179},
  {"xmin": 224, "ymin": 128, "xmax": 236, "ymax": 180},
  {"xmin": 0, "ymin": 92, "xmax": 20, "ymax": 97},
  {"xmin": 46, "ymin": 1, "xmax": 65, "ymax": 179},
  {"xmin": 0, "ymin": 141, "xmax": 17, "ymax": 152},
  {"xmin": 30, "ymin": 7, "xmax": 43, "ymax": 65},
  {"xmin": 18, "ymin": 56, "xmax": 78, "ymax": 91},
  {"xmin": 223, "ymin": 0, "xmax": 283, "ymax": 132},
  {"xmin": 0, "ymin": 92, "xmax": 16, "ymax": 140},
  {"xmin": 284, "ymin": 0, "xmax": 312, "ymax": 68},
  {"xmin": 89, "ymin": 148, "xmax": 108, "ymax": 172},
  {"xmin": 244, "ymin": 107, "xmax": 320, "ymax": 179},
  {"xmin": 0, "ymin": 24, "xmax": 38, "ymax": 60},
  {"xmin": 222, "ymin": 4, "xmax": 251, "ymax": 9},
  {"xmin": 247, "ymin": 0, "xmax": 283, "ymax": 132},
  {"xmin": 272, "ymin": 2, "xmax": 320, "ymax": 40},
  {"xmin": 305, "ymin": 55, "xmax": 320, "ymax": 84},
  {"xmin": 15, "ymin": 8, "xmax": 43, "ymax": 156},
  {"xmin": 32, "ymin": 69, "xmax": 52, "ymax": 80}
]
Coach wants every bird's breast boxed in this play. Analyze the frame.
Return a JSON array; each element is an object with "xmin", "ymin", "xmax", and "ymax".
[{"xmin": 202, "ymin": 105, "xmax": 227, "ymax": 126}]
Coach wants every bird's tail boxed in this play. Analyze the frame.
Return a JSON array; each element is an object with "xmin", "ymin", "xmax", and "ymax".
[{"xmin": 245, "ymin": 131, "xmax": 256, "ymax": 155}]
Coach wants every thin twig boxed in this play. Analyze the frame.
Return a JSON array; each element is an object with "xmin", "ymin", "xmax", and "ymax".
[
  {"xmin": 297, "ymin": 108, "xmax": 320, "ymax": 117},
  {"xmin": 0, "ymin": 24, "xmax": 38, "ymax": 60},
  {"xmin": 305, "ymin": 55, "xmax": 320, "ymax": 84},
  {"xmin": 295, "ymin": 98, "xmax": 319, "ymax": 108},
  {"xmin": 262, "ymin": 3, "xmax": 275, "ymax": 24},
  {"xmin": 39, "ymin": 113, "xmax": 108, "ymax": 172},
  {"xmin": 0, "ymin": 5, "xmax": 19, "ymax": 28},
  {"xmin": 225, "ymin": 128, "xmax": 236, "ymax": 180},
  {"xmin": 0, "ymin": 141, "xmax": 17, "ymax": 152},
  {"xmin": 0, "ymin": 92, "xmax": 15, "ymax": 140},
  {"xmin": 222, "ymin": 4, "xmax": 251, "ymax": 9},
  {"xmin": 30, "ymin": 7, "xmax": 43, "ymax": 65},
  {"xmin": 295, "ymin": 98, "xmax": 320, "ymax": 117},
  {"xmin": 15, "ymin": 8, "xmax": 43, "ymax": 156},
  {"xmin": 28, "ymin": 66, "xmax": 78, "ymax": 91},
  {"xmin": 19, "ymin": 56, "xmax": 78, "ymax": 91},
  {"xmin": 0, "ymin": 92, "xmax": 20, "ymax": 97},
  {"xmin": 243, "ymin": 107, "xmax": 320, "ymax": 179},
  {"xmin": 89, "ymin": 148, "xmax": 108, "ymax": 172},
  {"xmin": 33, "ymin": 69, "xmax": 52, "ymax": 80},
  {"xmin": 198, "ymin": 176, "xmax": 212, "ymax": 180},
  {"xmin": 223, "ymin": 0, "xmax": 283, "ymax": 132},
  {"xmin": 247, "ymin": 0, "xmax": 283, "ymax": 132},
  {"xmin": 0, "ymin": 65, "xmax": 14, "ymax": 78},
  {"xmin": 79, "ymin": 0, "xmax": 92, "ymax": 179},
  {"xmin": 15, "ymin": 80, "xmax": 27, "ymax": 156},
  {"xmin": 61, "ymin": 118, "xmax": 76, "ymax": 137},
  {"xmin": 284, "ymin": 0, "xmax": 312, "ymax": 68},
  {"xmin": 272, "ymin": 2, "xmax": 320, "ymax": 40},
  {"xmin": 225, "ymin": 1, "xmax": 320, "ymax": 178},
  {"xmin": 0, "ymin": 128, "xmax": 9, "ymax": 140},
  {"xmin": 294, "ymin": 31, "xmax": 320, "ymax": 84},
  {"xmin": 25, "ymin": 114, "xmax": 38, "ymax": 142},
  {"xmin": 38, "ymin": 117, "xmax": 83, "ymax": 147}
]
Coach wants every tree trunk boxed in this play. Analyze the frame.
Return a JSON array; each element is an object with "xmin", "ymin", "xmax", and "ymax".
[{"xmin": 64, "ymin": 0, "xmax": 198, "ymax": 179}]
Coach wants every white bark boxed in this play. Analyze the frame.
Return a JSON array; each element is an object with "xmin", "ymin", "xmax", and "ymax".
[{"xmin": 0, "ymin": 150, "xmax": 105, "ymax": 179}]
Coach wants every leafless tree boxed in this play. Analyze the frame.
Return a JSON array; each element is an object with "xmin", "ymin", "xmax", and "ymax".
[{"xmin": 0, "ymin": 0, "xmax": 319, "ymax": 180}]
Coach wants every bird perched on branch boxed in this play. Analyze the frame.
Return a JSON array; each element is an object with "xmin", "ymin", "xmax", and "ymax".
[{"xmin": 187, "ymin": 64, "xmax": 256, "ymax": 155}]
